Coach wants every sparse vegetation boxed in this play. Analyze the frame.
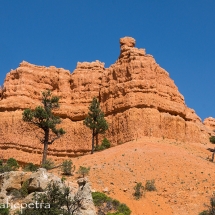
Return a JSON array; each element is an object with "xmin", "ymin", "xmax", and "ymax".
[
  {"xmin": 78, "ymin": 166, "xmax": 90, "ymax": 177},
  {"xmin": 209, "ymin": 136, "xmax": 215, "ymax": 144},
  {"xmin": 133, "ymin": 182, "xmax": 144, "ymax": 199},
  {"xmin": 10, "ymin": 189, "xmax": 22, "ymax": 199},
  {"xmin": 145, "ymin": 179, "xmax": 157, "ymax": 191},
  {"xmin": 20, "ymin": 180, "xmax": 29, "ymax": 197},
  {"xmin": 41, "ymin": 158, "xmax": 55, "ymax": 170},
  {"xmin": 133, "ymin": 180, "xmax": 156, "ymax": 200},
  {"xmin": 61, "ymin": 176, "xmax": 66, "ymax": 183},
  {"xmin": 6, "ymin": 158, "xmax": 19, "ymax": 170},
  {"xmin": 0, "ymin": 205, "xmax": 10, "ymax": 215},
  {"xmin": 96, "ymin": 137, "xmax": 111, "ymax": 151},
  {"xmin": 84, "ymin": 97, "xmax": 108, "ymax": 154},
  {"xmin": 61, "ymin": 160, "xmax": 75, "ymax": 175},
  {"xmin": 199, "ymin": 195, "xmax": 215, "ymax": 215},
  {"xmin": 92, "ymin": 192, "xmax": 111, "ymax": 207},
  {"xmin": 209, "ymin": 136, "xmax": 215, "ymax": 162},
  {"xmin": 0, "ymin": 158, "xmax": 19, "ymax": 173},
  {"xmin": 22, "ymin": 90, "xmax": 65, "ymax": 165},
  {"xmin": 23, "ymin": 163, "xmax": 38, "ymax": 172},
  {"xmin": 92, "ymin": 192, "xmax": 131, "ymax": 215},
  {"xmin": 16, "ymin": 181, "xmax": 85, "ymax": 215}
]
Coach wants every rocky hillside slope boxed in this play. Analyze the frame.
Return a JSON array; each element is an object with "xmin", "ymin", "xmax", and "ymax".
[
  {"xmin": 72, "ymin": 136, "xmax": 215, "ymax": 215},
  {"xmin": 0, "ymin": 37, "xmax": 214, "ymax": 163}
]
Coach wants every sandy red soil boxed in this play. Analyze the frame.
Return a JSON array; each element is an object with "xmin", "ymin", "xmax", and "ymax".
[{"xmin": 58, "ymin": 137, "xmax": 215, "ymax": 215}]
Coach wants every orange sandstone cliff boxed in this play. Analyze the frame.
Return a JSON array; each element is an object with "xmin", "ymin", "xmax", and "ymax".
[{"xmin": 0, "ymin": 37, "xmax": 214, "ymax": 164}]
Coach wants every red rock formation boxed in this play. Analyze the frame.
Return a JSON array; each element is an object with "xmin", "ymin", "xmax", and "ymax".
[
  {"xmin": 100, "ymin": 37, "xmax": 211, "ymax": 145},
  {"xmin": 0, "ymin": 37, "xmax": 213, "ymax": 163},
  {"xmin": 204, "ymin": 117, "xmax": 215, "ymax": 132}
]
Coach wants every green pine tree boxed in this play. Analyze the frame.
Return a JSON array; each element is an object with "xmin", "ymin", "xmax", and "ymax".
[
  {"xmin": 22, "ymin": 90, "xmax": 65, "ymax": 165},
  {"xmin": 84, "ymin": 97, "xmax": 108, "ymax": 154}
]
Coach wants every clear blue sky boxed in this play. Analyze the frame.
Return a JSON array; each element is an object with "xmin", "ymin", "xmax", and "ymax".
[{"xmin": 0, "ymin": 1, "xmax": 215, "ymax": 121}]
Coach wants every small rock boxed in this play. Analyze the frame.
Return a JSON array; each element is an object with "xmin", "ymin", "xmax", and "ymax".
[{"xmin": 103, "ymin": 187, "xmax": 109, "ymax": 193}]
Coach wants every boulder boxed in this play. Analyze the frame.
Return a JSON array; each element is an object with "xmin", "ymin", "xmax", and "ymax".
[{"xmin": 28, "ymin": 168, "xmax": 61, "ymax": 192}]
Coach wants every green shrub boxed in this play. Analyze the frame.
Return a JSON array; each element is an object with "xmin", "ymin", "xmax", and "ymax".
[
  {"xmin": 0, "ymin": 158, "xmax": 19, "ymax": 173},
  {"xmin": 6, "ymin": 158, "xmax": 19, "ymax": 170},
  {"xmin": 23, "ymin": 163, "xmax": 38, "ymax": 172},
  {"xmin": 41, "ymin": 159, "xmax": 55, "ymax": 170},
  {"xmin": 92, "ymin": 192, "xmax": 131, "ymax": 215},
  {"xmin": 101, "ymin": 138, "xmax": 111, "ymax": 148},
  {"xmin": 61, "ymin": 160, "xmax": 75, "ymax": 175},
  {"xmin": 117, "ymin": 203, "xmax": 132, "ymax": 215},
  {"xmin": 145, "ymin": 180, "xmax": 157, "ymax": 191},
  {"xmin": 78, "ymin": 166, "xmax": 90, "ymax": 177},
  {"xmin": 61, "ymin": 176, "xmax": 66, "ymax": 183},
  {"xmin": 0, "ymin": 164, "xmax": 12, "ymax": 173},
  {"xmin": 198, "ymin": 195, "xmax": 215, "ymax": 215},
  {"xmin": 107, "ymin": 213, "xmax": 124, "ymax": 215},
  {"xmin": 20, "ymin": 180, "xmax": 29, "ymax": 197},
  {"xmin": 210, "ymin": 136, "xmax": 215, "ymax": 144},
  {"xmin": 112, "ymin": 199, "xmax": 120, "ymax": 210},
  {"xmin": 133, "ymin": 182, "xmax": 144, "ymax": 199},
  {"xmin": 0, "ymin": 205, "xmax": 10, "ymax": 215},
  {"xmin": 92, "ymin": 192, "xmax": 111, "ymax": 206},
  {"xmin": 96, "ymin": 137, "xmax": 111, "ymax": 151},
  {"xmin": 199, "ymin": 211, "xmax": 209, "ymax": 215}
]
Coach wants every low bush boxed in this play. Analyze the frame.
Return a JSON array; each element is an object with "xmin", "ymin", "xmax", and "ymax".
[
  {"xmin": 10, "ymin": 189, "xmax": 22, "ymax": 199},
  {"xmin": 199, "ymin": 196, "xmax": 215, "ymax": 215},
  {"xmin": 199, "ymin": 211, "xmax": 210, "ymax": 215},
  {"xmin": 210, "ymin": 136, "xmax": 215, "ymax": 144},
  {"xmin": 23, "ymin": 163, "xmax": 38, "ymax": 172},
  {"xmin": 0, "ymin": 205, "xmax": 10, "ymax": 215},
  {"xmin": 112, "ymin": 199, "xmax": 120, "ymax": 210},
  {"xmin": 41, "ymin": 159, "xmax": 55, "ymax": 170},
  {"xmin": 20, "ymin": 180, "xmax": 29, "ymax": 197},
  {"xmin": 133, "ymin": 182, "xmax": 144, "ymax": 199},
  {"xmin": 92, "ymin": 192, "xmax": 111, "ymax": 206},
  {"xmin": 145, "ymin": 180, "xmax": 157, "ymax": 191},
  {"xmin": 61, "ymin": 160, "xmax": 75, "ymax": 175},
  {"xmin": 96, "ymin": 138, "xmax": 111, "ymax": 151},
  {"xmin": 0, "ymin": 158, "xmax": 19, "ymax": 173},
  {"xmin": 107, "ymin": 213, "xmax": 124, "ymax": 215},
  {"xmin": 92, "ymin": 192, "xmax": 131, "ymax": 215},
  {"xmin": 6, "ymin": 158, "xmax": 19, "ymax": 170},
  {"xmin": 117, "ymin": 203, "xmax": 131, "ymax": 215},
  {"xmin": 0, "ymin": 165, "xmax": 10, "ymax": 173},
  {"xmin": 78, "ymin": 166, "xmax": 90, "ymax": 177}
]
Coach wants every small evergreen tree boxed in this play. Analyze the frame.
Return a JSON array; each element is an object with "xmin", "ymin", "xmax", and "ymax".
[
  {"xmin": 84, "ymin": 97, "xmax": 108, "ymax": 154},
  {"xmin": 22, "ymin": 90, "xmax": 65, "ymax": 165}
]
